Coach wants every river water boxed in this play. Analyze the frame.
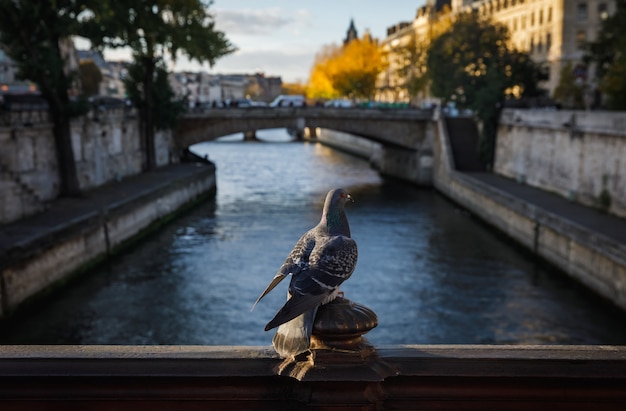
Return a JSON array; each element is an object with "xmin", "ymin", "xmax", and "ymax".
[{"xmin": 2, "ymin": 129, "xmax": 625, "ymax": 346}]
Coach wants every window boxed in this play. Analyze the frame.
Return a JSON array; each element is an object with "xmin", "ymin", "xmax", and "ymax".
[
  {"xmin": 531, "ymin": 11, "xmax": 535, "ymax": 26},
  {"xmin": 548, "ymin": 7, "xmax": 552, "ymax": 22},
  {"xmin": 576, "ymin": 30, "xmax": 587, "ymax": 49},
  {"xmin": 546, "ymin": 32, "xmax": 552, "ymax": 52},
  {"xmin": 598, "ymin": 3, "xmax": 608, "ymax": 20},
  {"xmin": 577, "ymin": 3, "xmax": 588, "ymax": 21},
  {"xmin": 539, "ymin": 9, "xmax": 544, "ymax": 25},
  {"xmin": 541, "ymin": 65, "xmax": 550, "ymax": 81}
]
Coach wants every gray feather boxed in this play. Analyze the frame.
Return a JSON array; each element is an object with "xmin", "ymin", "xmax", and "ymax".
[{"xmin": 272, "ymin": 308, "xmax": 318, "ymax": 358}]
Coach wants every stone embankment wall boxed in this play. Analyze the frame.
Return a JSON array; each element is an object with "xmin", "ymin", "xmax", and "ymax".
[
  {"xmin": 315, "ymin": 127, "xmax": 434, "ymax": 186},
  {"xmin": 0, "ymin": 165, "xmax": 215, "ymax": 317},
  {"xmin": 0, "ymin": 108, "xmax": 176, "ymax": 224},
  {"xmin": 496, "ymin": 109, "xmax": 626, "ymax": 218},
  {"xmin": 433, "ymin": 112, "xmax": 626, "ymax": 311}
]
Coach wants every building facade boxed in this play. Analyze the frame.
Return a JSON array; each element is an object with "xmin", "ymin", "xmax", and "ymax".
[{"xmin": 377, "ymin": 0, "xmax": 616, "ymax": 104}]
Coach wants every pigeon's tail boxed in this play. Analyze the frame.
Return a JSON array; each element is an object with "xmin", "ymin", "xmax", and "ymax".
[{"xmin": 272, "ymin": 308, "xmax": 318, "ymax": 358}]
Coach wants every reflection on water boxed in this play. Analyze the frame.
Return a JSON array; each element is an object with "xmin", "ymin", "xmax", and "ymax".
[{"xmin": 1, "ymin": 128, "xmax": 625, "ymax": 346}]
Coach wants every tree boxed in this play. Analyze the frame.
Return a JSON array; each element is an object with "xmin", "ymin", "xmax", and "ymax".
[
  {"xmin": 307, "ymin": 35, "xmax": 387, "ymax": 100},
  {"xmin": 329, "ymin": 34, "xmax": 386, "ymax": 99},
  {"xmin": 307, "ymin": 44, "xmax": 342, "ymax": 100},
  {"xmin": 0, "ymin": 1, "xmax": 86, "ymax": 196},
  {"xmin": 553, "ymin": 62, "xmax": 584, "ymax": 109},
  {"xmin": 427, "ymin": 13, "xmax": 542, "ymax": 168},
  {"xmin": 585, "ymin": 2, "xmax": 626, "ymax": 109},
  {"xmin": 79, "ymin": 59, "xmax": 103, "ymax": 96},
  {"xmin": 390, "ymin": 6, "xmax": 452, "ymax": 103},
  {"xmin": 389, "ymin": 34, "xmax": 429, "ymax": 103},
  {"xmin": 82, "ymin": 0, "xmax": 235, "ymax": 170},
  {"xmin": 124, "ymin": 60, "xmax": 187, "ymax": 131}
]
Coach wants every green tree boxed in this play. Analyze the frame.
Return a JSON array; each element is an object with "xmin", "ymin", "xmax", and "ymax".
[
  {"xmin": 427, "ymin": 13, "xmax": 542, "ymax": 168},
  {"xmin": 124, "ymin": 60, "xmax": 187, "ymax": 131},
  {"xmin": 82, "ymin": 0, "xmax": 235, "ymax": 170},
  {"xmin": 586, "ymin": 2, "xmax": 626, "ymax": 109},
  {"xmin": 387, "ymin": 34, "xmax": 428, "ymax": 102},
  {"xmin": 79, "ymin": 59, "xmax": 103, "ymax": 96},
  {"xmin": 553, "ymin": 62, "xmax": 584, "ymax": 109},
  {"xmin": 0, "ymin": 1, "xmax": 86, "ymax": 196},
  {"xmin": 391, "ymin": 7, "xmax": 452, "ymax": 103}
]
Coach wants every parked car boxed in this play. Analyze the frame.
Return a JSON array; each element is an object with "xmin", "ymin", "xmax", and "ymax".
[
  {"xmin": 324, "ymin": 99, "xmax": 353, "ymax": 108},
  {"xmin": 226, "ymin": 98, "xmax": 267, "ymax": 108},
  {"xmin": 269, "ymin": 95, "xmax": 305, "ymax": 107}
]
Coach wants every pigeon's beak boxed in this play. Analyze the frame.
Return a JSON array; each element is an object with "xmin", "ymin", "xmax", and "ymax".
[{"xmin": 347, "ymin": 193, "xmax": 354, "ymax": 203}]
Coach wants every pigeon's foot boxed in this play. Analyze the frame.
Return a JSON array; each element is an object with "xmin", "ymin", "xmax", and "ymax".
[{"xmin": 275, "ymin": 349, "xmax": 315, "ymax": 380}]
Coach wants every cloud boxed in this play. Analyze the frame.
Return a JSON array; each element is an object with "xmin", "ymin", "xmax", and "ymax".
[{"xmin": 214, "ymin": 8, "xmax": 292, "ymax": 35}]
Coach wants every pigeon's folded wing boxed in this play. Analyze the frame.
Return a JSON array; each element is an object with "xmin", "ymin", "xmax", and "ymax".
[{"xmin": 264, "ymin": 235, "xmax": 357, "ymax": 331}]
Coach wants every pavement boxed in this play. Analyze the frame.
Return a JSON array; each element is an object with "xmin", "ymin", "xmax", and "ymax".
[
  {"xmin": 0, "ymin": 162, "xmax": 215, "ymax": 262},
  {"xmin": 466, "ymin": 172, "xmax": 626, "ymax": 246}
]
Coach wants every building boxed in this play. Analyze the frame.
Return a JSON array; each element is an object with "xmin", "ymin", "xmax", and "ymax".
[
  {"xmin": 344, "ymin": 19, "xmax": 359, "ymax": 45},
  {"xmin": 0, "ymin": 48, "xmax": 35, "ymax": 94},
  {"xmin": 168, "ymin": 72, "xmax": 283, "ymax": 107},
  {"xmin": 377, "ymin": 0, "xmax": 451, "ymax": 105},
  {"xmin": 462, "ymin": 0, "xmax": 615, "ymax": 97},
  {"xmin": 77, "ymin": 50, "xmax": 128, "ymax": 98},
  {"xmin": 378, "ymin": 0, "xmax": 616, "ymax": 103}
]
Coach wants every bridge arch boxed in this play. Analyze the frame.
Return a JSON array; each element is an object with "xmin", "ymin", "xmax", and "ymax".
[
  {"xmin": 177, "ymin": 107, "xmax": 434, "ymax": 148},
  {"xmin": 176, "ymin": 107, "xmax": 437, "ymax": 185}
]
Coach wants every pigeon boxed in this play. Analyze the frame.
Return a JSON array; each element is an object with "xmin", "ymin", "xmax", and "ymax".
[{"xmin": 252, "ymin": 188, "xmax": 358, "ymax": 358}]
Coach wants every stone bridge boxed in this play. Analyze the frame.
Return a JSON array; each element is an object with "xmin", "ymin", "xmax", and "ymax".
[{"xmin": 176, "ymin": 107, "xmax": 437, "ymax": 185}]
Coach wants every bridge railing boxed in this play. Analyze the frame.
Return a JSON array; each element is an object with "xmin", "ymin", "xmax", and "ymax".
[{"xmin": 1, "ymin": 344, "xmax": 625, "ymax": 410}]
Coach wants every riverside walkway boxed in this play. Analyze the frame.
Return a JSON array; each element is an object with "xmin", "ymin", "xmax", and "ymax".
[
  {"xmin": 467, "ymin": 171, "xmax": 626, "ymax": 246},
  {"xmin": 0, "ymin": 161, "xmax": 216, "ymax": 316},
  {"xmin": 0, "ymin": 162, "xmax": 215, "ymax": 263}
]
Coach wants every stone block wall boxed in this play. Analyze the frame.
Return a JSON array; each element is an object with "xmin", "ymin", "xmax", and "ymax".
[
  {"xmin": 0, "ymin": 125, "xmax": 59, "ymax": 223},
  {"xmin": 495, "ymin": 109, "xmax": 626, "ymax": 218},
  {"xmin": 433, "ymin": 115, "xmax": 626, "ymax": 312},
  {"xmin": 0, "ymin": 110, "xmax": 176, "ymax": 224}
]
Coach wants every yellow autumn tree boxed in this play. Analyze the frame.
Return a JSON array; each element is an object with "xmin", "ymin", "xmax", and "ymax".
[
  {"xmin": 307, "ymin": 34, "xmax": 387, "ymax": 100},
  {"xmin": 307, "ymin": 45, "xmax": 342, "ymax": 100}
]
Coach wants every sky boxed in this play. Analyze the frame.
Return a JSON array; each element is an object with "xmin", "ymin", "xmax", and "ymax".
[{"xmin": 102, "ymin": 0, "xmax": 426, "ymax": 84}]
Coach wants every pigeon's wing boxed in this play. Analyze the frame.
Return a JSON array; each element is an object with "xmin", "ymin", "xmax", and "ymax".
[
  {"xmin": 251, "ymin": 230, "xmax": 317, "ymax": 310},
  {"xmin": 296, "ymin": 235, "xmax": 358, "ymax": 295},
  {"xmin": 264, "ymin": 235, "xmax": 358, "ymax": 330}
]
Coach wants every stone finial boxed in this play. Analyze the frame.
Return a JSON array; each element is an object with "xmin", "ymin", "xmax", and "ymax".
[
  {"xmin": 275, "ymin": 297, "xmax": 388, "ymax": 381},
  {"xmin": 311, "ymin": 297, "xmax": 378, "ymax": 351}
]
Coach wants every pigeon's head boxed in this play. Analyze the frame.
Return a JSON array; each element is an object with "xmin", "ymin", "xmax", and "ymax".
[
  {"xmin": 325, "ymin": 188, "xmax": 353, "ymax": 210},
  {"xmin": 322, "ymin": 189, "xmax": 353, "ymax": 236}
]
